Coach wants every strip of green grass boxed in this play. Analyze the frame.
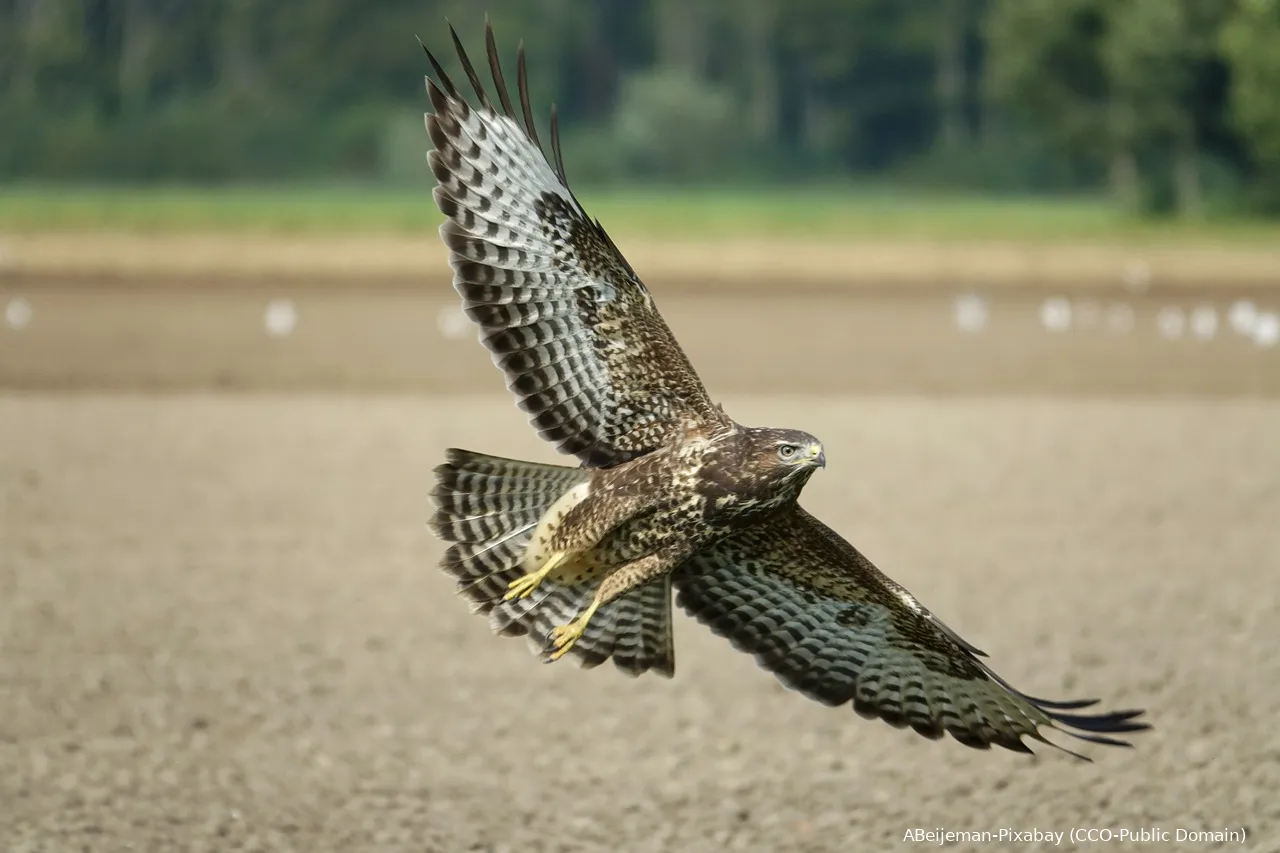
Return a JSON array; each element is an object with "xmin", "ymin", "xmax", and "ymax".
[{"xmin": 2, "ymin": 184, "xmax": 1278, "ymax": 245}]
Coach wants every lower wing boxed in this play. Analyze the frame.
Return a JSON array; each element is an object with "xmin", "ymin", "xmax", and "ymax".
[{"xmin": 673, "ymin": 507, "xmax": 1150, "ymax": 759}]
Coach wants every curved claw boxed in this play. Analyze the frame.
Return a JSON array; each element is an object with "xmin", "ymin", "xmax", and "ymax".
[{"xmin": 546, "ymin": 599, "xmax": 601, "ymax": 661}]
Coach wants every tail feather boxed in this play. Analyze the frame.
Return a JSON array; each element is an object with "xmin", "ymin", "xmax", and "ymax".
[
  {"xmin": 609, "ymin": 577, "xmax": 675, "ymax": 677},
  {"xmin": 429, "ymin": 448, "xmax": 675, "ymax": 677}
]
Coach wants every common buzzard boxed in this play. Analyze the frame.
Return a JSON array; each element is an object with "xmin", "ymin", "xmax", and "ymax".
[{"xmin": 423, "ymin": 21, "xmax": 1149, "ymax": 759}]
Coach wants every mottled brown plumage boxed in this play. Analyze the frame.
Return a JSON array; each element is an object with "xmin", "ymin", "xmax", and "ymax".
[{"xmin": 423, "ymin": 19, "xmax": 1150, "ymax": 758}]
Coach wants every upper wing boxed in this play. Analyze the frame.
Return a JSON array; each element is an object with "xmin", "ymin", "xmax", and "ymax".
[
  {"xmin": 674, "ymin": 507, "xmax": 1150, "ymax": 759},
  {"xmin": 422, "ymin": 22, "xmax": 728, "ymax": 469}
]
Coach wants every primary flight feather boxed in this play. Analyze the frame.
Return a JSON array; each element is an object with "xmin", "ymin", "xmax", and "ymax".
[{"xmin": 423, "ymin": 19, "xmax": 1150, "ymax": 759}]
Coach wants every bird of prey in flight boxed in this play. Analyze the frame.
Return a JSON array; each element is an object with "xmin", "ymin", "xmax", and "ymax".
[{"xmin": 423, "ymin": 20, "xmax": 1149, "ymax": 759}]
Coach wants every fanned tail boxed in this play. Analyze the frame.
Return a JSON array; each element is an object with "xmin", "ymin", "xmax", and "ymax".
[{"xmin": 429, "ymin": 448, "xmax": 675, "ymax": 677}]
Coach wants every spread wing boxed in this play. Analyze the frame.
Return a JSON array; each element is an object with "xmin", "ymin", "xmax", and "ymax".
[
  {"xmin": 422, "ymin": 23, "xmax": 728, "ymax": 469},
  {"xmin": 674, "ymin": 508, "xmax": 1150, "ymax": 759}
]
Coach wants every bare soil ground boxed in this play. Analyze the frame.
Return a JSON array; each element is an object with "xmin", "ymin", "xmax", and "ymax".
[
  {"xmin": 5, "ymin": 231, "xmax": 1280, "ymax": 290},
  {"xmin": 3, "ymin": 393, "xmax": 1277, "ymax": 851}
]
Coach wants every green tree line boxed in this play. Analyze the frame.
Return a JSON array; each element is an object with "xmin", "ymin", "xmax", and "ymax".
[{"xmin": 2, "ymin": 0, "xmax": 1279, "ymax": 215}]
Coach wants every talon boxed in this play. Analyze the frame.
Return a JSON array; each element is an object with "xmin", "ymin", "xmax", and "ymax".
[
  {"xmin": 546, "ymin": 600, "xmax": 600, "ymax": 661},
  {"xmin": 503, "ymin": 571, "xmax": 545, "ymax": 601},
  {"xmin": 547, "ymin": 621, "xmax": 583, "ymax": 661},
  {"xmin": 503, "ymin": 553, "xmax": 564, "ymax": 601}
]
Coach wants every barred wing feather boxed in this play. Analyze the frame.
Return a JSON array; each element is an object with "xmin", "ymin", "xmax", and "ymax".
[
  {"xmin": 674, "ymin": 508, "xmax": 1151, "ymax": 759},
  {"xmin": 423, "ymin": 23, "xmax": 726, "ymax": 469}
]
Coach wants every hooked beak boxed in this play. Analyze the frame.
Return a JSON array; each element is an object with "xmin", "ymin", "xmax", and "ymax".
[{"xmin": 809, "ymin": 444, "xmax": 826, "ymax": 469}]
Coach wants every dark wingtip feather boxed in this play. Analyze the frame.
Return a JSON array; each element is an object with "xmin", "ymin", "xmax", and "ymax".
[
  {"xmin": 972, "ymin": 655, "xmax": 1151, "ymax": 757},
  {"xmin": 549, "ymin": 102, "xmax": 568, "ymax": 183},
  {"xmin": 1050, "ymin": 707, "xmax": 1152, "ymax": 734},
  {"xmin": 515, "ymin": 41, "xmax": 543, "ymax": 152},
  {"xmin": 1041, "ymin": 703, "xmax": 1151, "ymax": 755},
  {"xmin": 484, "ymin": 18, "xmax": 517, "ymax": 120},
  {"xmin": 1022, "ymin": 695, "xmax": 1102, "ymax": 711},
  {"xmin": 424, "ymin": 21, "xmax": 571, "ymax": 202},
  {"xmin": 420, "ymin": 36, "xmax": 457, "ymax": 99},
  {"xmin": 449, "ymin": 22, "xmax": 491, "ymax": 108}
]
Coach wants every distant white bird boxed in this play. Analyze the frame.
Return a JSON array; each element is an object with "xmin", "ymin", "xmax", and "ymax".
[
  {"xmin": 1253, "ymin": 312, "xmax": 1279, "ymax": 349},
  {"xmin": 264, "ymin": 299, "xmax": 298, "ymax": 337},
  {"xmin": 4, "ymin": 296, "xmax": 32, "ymax": 330},
  {"xmin": 952, "ymin": 294, "xmax": 988, "ymax": 333},
  {"xmin": 1039, "ymin": 297, "xmax": 1072, "ymax": 332},
  {"xmin": 1229, "ymin": 300, "xmax": 1258, "ymax": 336}
]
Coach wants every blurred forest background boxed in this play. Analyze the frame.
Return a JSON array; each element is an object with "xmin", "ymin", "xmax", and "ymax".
[{"xmin": 2, "ymin": 0, "xmax": 1280, "ymax": 218}]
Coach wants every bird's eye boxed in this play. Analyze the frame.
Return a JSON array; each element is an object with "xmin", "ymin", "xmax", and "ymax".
[{"xmin": 778, "ymin": 444, "xmax": 798, "ymax": 460}]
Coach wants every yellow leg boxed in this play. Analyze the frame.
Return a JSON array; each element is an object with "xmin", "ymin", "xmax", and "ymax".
[
  {"xmin": 503, "ymin": 552, "xmax": 565, "ymax": 601},
  {"xmin": 547, "ymin": 599, "xmax": 602, "ymax": 661}
]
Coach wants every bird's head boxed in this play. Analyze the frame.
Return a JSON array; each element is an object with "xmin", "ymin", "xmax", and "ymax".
[
  {"xmin": 762, "ymin": 428, "xmax": 826, "ymax": 474},
  {"xmin": 738, "ymin": 427, "xmax": 826, "ymax": 497},
  {"xmin": 698, "ymin": 426, "xmax": 827, "ymax": 520}
]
